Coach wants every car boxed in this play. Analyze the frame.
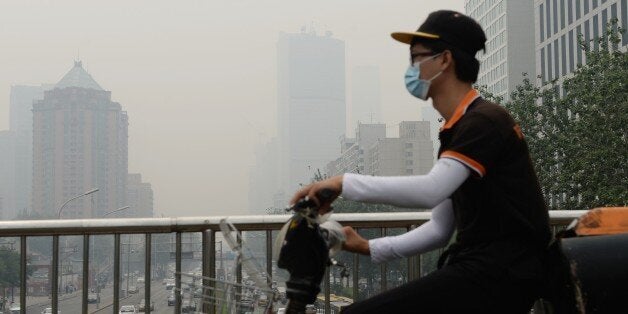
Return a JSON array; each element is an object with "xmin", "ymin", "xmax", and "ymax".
[
  {"xmin": 138, "ymin": 299, "xmax": 155, "ymax": 312},
  {"xmin": 193, "ymin": 287, "xmax": 204, "ymax": 298},
  {"xmin": 165, "ymin": 282, "xmax": 175, "ymax": 290},
  {"xmin": 258, "ymin": 294, "xmax": 269, "ymax": 307},
  {"xmin": 118, "ymin": 305, "xmax": 137, "ymax": 314},
  {"xmin": 181, "ymin": 300, "xmax": 196, "ymax": 313},
  {"xmin": 167, "ymin": 294, "xmax": 175, "ymax": 306},
  {"xmin": 137, "ymin": 277, "xmax": 145, "ymax": 284},
  {"xmin": 128, "ymin": 285, "xmax": 139, "ymax": 294},
  {"xmin": 87, "ymin": 293, "xmax": 100, "ymax": 304},
  {"xmin": 40, "ymin": 308, "xmax": 53, "ymax": 314}
]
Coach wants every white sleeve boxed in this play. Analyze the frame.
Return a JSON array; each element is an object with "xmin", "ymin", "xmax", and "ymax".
[
  {"xmin": 368, "ymin": 199, "xmax": 455, "ymax": 264},
  {"xmin": 341, "ymin": 158, "xmax": 470, "ymax": 209}
]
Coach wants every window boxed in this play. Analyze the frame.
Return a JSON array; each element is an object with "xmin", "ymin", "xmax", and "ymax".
[
  {"xmin": 554, "ymin": 38, "xmax": 559, "ymax": 79},
  {"xmin": 593, "ymin": 15, "xmax": 599, "ymax": 51},
  {"xmin": 602, "ymin": 9, "xmax": 608, "ymax": 36},
  {"xmin": 561, "ymin": 0, "xmax": 566, "ymax": 29},
  {"xmin": 611, "ymin": 3, "xmax": 619, "ymax": 48},
  {"xmin": 553, "ymin": 0, "xmax": 559, "ymax": 34},
  {"xmin": 561, "ymin": 35, "xmax": 567, "ymax": 76},
  {"xmin": 584, "ymin": 20, "xmax": 591, "ymax": 48},
  {"xmin": 540, "ymin": 3, "xmax": 545, "ymax": 42},
  {"xmin": 541, "ymin": 47, "xmax": 546, "ymax": 82},
  {"xmin": 577, "ymin": 25, "xmax": 583, "ymax": 65},
  {"xmin": 568, "ymin": 0, "xmax": 574, "ymax": 25},
  {"xmin": 592, "ymin": 0, "xmax": 598, "ymax": 10},
  {"xmin": 584, "ymin": 0, "xmax": 589, "ymax": 15},
  {"xmin": 576, "ymin": 0, "xmax": 582, "ymax": 19},
  {"xmin": 569, "ymin": 30, "xmax": 575, "ymax": 72},
  {"xmin": 622, "ymin": 0, "xmax": 627, "ymax": 46},
  {"xmin": 547, "ymin": 42, "xmax": 553, "ymax": 80},
  {"xmin": 547, "ymin": 0, "xmax": 552, "ymax": 38}
]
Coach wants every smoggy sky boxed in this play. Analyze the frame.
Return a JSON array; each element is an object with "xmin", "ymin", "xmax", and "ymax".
[{"xmin": 0, "ymin": 0, "xmax": 464, "ymax": 217}]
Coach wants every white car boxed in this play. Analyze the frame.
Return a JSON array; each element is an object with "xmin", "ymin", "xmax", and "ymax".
[
  {"xmin": 119, "ymin": 305, "xmax": 137, "ymax": 314},
  {"xmin": 40, "ymin": 308, "xmax": 53, "ymax": 314},
  {"xmin": 137, "ymin": 277, "xmax": 145, "ymax": 284}
]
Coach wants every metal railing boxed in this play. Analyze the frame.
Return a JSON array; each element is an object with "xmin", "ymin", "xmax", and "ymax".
[{"xmin": 0, "ymin": 210, "xmax": 586, "ymax": 314}]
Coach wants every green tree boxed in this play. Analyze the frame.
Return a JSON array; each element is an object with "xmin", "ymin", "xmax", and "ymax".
[{"xmin": 485, "ymin": 20, "xmax": 627, "ymax": 210}]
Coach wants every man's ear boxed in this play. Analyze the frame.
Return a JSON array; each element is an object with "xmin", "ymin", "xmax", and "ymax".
[{"xmin": 440, "ymin": 50, "xmax": 454, "ymax": 72}]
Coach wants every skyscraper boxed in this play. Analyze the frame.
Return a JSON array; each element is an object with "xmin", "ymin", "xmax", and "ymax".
[
  {"xmin": 0, "ymin": 131, "xmax": 16, "ymax": 219},
  {"xmin": 276, "ymin": 29, "xmax": 346, "ymax": 198},
  {"xmin": 127, "ymin": 173, "xmax": 154, "ymax": 218},
  {"xmin": 534, "ymin": 0, "xmax": 627, "ymax": 87},
  {"xmin": 8, "ymin": 85, "xmax": 50, "ymax": 218},
  {"xmin": 350, "ymin": 66, "xmax": 382, "ymax": 134},
  {"xmin": 465, "ymin": 0, "xmax": 537, "ymax": 100},
  {"xmin": 32, "ymin": 61, "xmax": 128, "ymax": 219}
]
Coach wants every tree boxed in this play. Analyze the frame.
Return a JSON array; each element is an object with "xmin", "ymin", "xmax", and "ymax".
[{"xmin": 487, "ymin": 20, "xmax": 627, "ymax": 210}]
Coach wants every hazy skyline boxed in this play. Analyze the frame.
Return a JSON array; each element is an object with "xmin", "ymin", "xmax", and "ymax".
[{"xmin": 0, "ymin": 0, "xmax": 463, "ymax": 217}]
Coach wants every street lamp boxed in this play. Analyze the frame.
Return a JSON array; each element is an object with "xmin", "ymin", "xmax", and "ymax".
[
  {"xmin": 57, "ymin": 188, "xmax": 98, "ymax": 295},
  {"xmin": 58, "ymin": 188, "xmax": 99, "ymax": 219},
  {"xmin": 103, "ymin": 206, "xmax": 131, "ymax": 217},
  {"xmin": 90, "ymin": 205, "xmax": 131, "ymax": 300}
]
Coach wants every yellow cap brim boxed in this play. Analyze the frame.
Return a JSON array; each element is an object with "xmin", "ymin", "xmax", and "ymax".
[{"xmin": 391, "ymin": 31, "xmax": 440, "ymax": 44}]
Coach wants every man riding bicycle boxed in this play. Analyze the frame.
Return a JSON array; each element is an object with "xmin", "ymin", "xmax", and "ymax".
[{"xmin": 290, "ymin": 10, "xmax": 551, "ymax": 313}]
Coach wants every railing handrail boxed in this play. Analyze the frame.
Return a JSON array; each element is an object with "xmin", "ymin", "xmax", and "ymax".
[{"xmin": 0, "ymin": 210, "xmax": 588, "ymax": 236}]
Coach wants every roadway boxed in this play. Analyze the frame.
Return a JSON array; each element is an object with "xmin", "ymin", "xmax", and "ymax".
[{"xmin": 25, "ymin": 279, "xmax": 177, "ymax": 314}]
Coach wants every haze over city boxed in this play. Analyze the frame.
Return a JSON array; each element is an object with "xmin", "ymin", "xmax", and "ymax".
[{"xmin": 0, "ymin": 0, "xmax": 463, "ymax": 217}]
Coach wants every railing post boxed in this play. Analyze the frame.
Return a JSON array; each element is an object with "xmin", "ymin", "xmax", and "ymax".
[
  {"xmin": 144, "ymin": 233, "xmax": 151, "ymax": 314},
  {"xmin": 352, "ymin": 228, "xmax": 359, "ymax": 302},
  {"xmin": 175, "ymin": 232, "xmax": 182, "ymax": 313},
  {"xmin": 52, "ymin": 236, "xmax": 59, "ymax": 314},
  {"xmin": 113, "ymin": 234, "xmax": 120, "ymax": 314},
  {"xmin": 324, "ymin": 267, "xmax": 330, "ymax": 314},
  {"xmin": 407, "ymin": 226, "xmax": 414, "ymax": 281},
  {"xmin": 20, "ymin": 236, "xmax": 26, "ymax": 314},
  {"xmin": 266, "ymin": 230, "xmax": 272, "ymax": 284},
  {"xmin": 202, "ymin": 230, "xmax": 215, "ymax": 314},
  {"xmin": 236, "ymin": 235, "xmax": 242, "ymax": 304},
  {"xmin": 380, "ymin": 228, "xmax": 387, "ymax": 292},
  {"xmin": 82, "ymin": 235, "xmax": 89, "ymax": 314}
]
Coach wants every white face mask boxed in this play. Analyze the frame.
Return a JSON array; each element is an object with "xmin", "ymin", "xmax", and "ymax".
[{"xmin": 404, "ymin": 53, "xmax": 443, "ymax": 100}]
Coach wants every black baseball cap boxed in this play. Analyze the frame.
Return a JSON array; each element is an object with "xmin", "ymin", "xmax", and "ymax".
[{"xmin": 391, "ymin": 10, "xmax": 487, "ymax": 56}]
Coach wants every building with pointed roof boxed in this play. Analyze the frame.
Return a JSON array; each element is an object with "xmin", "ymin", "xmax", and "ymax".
[{"xmin": 32, "ymin": 61, "xmax": 128, "ymax": 218}]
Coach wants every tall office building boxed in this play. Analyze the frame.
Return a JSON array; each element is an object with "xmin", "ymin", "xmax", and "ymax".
[
  {"xmin": 350, "ymin": 66, "xmax": 382, "ymax": 135},
  {"xmin": 248, "ymin": 137, "xmax": 282, "ymax": 212},
  {"xmin": 534, "ymin": 0, "xmax": 627, "ymax": 87},
  {"xmin": 276, "ymin": 29, "xmax": 345, "ymax": 198},
  {"xmin": 0, "ymin": 131, "xmax": 16, "ymax": 219},
  {"xmin": 7, "ymin": 85, "xmax": 50, "ymax": 218},
  {"xmin": 32, "ymin": 61, "xmax": 128, "ymax": 219},
  {"xmin": 127, "ymin": 173, "xmax": 154, "ymax": 218},
  {"xmin": 465, "ymin": 0, "xmax": 537, "ymax": 100}
]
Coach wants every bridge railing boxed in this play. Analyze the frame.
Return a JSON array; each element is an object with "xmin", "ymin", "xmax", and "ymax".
[{"xmin": 0, "ymin": 210, "xmax": 586, "ymax": 314}]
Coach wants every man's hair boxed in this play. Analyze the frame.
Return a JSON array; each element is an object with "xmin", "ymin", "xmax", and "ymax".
[{"xmin": 411, "ymin": 38, "xmax": 482, "ymax": 83}]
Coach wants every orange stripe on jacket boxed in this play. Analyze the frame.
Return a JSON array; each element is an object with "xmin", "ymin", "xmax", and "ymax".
[
  {"xmin": 440, "ymin": 150, "xmax": 487, "ymax": 177},
  {"xmin": 441, "ymin": 89, "xmax": 480, "ymax": 130}
]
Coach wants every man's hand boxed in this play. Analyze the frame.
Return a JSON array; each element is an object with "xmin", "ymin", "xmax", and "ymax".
[
  {"xmin": 342, "ymin": 226, "xmax": 370, "ymax": 255},
  {"xmin": 289, "ymin": 175, "xmax": 343, "ymax": 214}
]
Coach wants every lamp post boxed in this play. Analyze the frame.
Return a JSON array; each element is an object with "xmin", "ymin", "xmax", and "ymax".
[
  {"xmin": 103, "ymin": 206, "xmax": 131, "ymax": 217},
  {"xmin": 57, "ymin": 188, "xmax": 99, "ymax": 294},
  {"xmin": 57, "ymin": 188, "xmax": 99, "ymax": 219},
  {"xmin": 91, "ymin": 205, "xmax": 130, "ymax": 303}
]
